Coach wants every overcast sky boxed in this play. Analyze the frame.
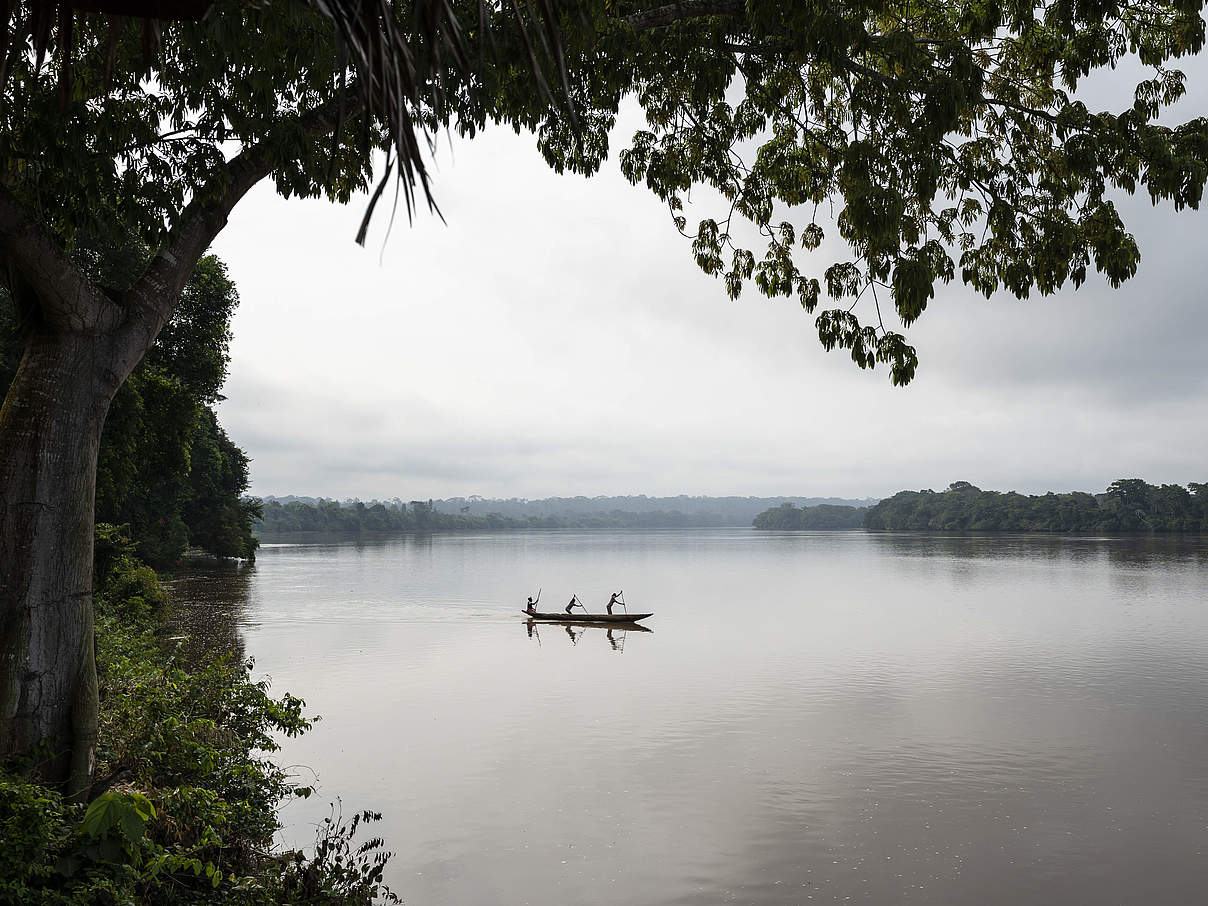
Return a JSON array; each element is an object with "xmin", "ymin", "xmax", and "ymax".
[{"xmin": 210, "ymin": 67, "xmax": 1208, "ymax": 502}]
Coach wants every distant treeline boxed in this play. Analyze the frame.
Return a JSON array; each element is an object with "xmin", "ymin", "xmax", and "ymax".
[
  {"xmin": 258, "ymin": 499, "xmax": 516, "ymax": 533},
  {"xmin": 752, "ymin": 504, "xmax": 867, "ymax": 529},
  {"xmin": 862, "ymin": 480, "xmax": 1208, "ymax": 533},
  {"xmin": 255, "ymin": 499, "xmax": 781, "ymax": 533},
  {"xmin": 263, "ymin": 493, "xmax": 878, "ymax": 527},
  {"xmin": 263, "ymin": 480, "xmax": 1208, "ymax": 536}
]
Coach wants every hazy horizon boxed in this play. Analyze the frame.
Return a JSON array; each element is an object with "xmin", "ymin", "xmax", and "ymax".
[{"xmin": 254, "ymin": 477, "xmax": 1198, "ymax": 507}]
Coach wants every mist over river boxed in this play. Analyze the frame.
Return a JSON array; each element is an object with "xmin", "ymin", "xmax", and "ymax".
[{"xmin": 169, "ymin": 530, "xmax": 1208, "ymax": 905}]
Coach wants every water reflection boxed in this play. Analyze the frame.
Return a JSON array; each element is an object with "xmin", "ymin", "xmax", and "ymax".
[
  {"xmin": 525, "ymin": 618, "xmax": 653, "ymax": 651},
  {"xmin": 163, "ymin": 555, "xmax": 254, "ymax": 666},
  {"xmin": 863, "ymin": 530, "xmax": 1208, "ymax": 568}
]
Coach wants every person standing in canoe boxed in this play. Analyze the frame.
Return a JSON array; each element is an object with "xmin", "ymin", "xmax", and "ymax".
[
  {"xmin": 565, "ymin": 594, "xmax": 582, "ymax": 614},
  {"xmin": 606, "ymin": 592, "xmax": 622, "ymax": 614}
]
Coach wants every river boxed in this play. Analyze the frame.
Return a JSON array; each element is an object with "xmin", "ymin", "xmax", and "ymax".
[{"xmin": 168, "ymin": 529, "xmax": 1208, "ymax": 905}]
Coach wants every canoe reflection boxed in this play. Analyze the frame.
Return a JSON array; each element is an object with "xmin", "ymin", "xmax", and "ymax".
[{"xmin": 524, "ymin": 618, "xmax": 652, "ymax": 652}]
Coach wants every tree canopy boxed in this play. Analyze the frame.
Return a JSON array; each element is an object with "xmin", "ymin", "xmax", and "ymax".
[
  {"xmin": 431, "ymin": 0, "xmax": 1208, "ymax": 382},
  {"xmin": 4, "ymin": 0, "xmax": 1206, "ymax": 383}
]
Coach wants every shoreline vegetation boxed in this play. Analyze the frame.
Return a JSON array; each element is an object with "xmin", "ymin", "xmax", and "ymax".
[
  {"xmin": 756, "ymin": 480, "xmax": 1208, "ymax": 533},
  {"xmin": 0, "ymin": 526, "xmax": 397, "ymax": 905}
]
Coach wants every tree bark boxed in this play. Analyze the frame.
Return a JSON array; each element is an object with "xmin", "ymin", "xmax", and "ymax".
[{"xmin": 0, "ymin": 324, "xmax": 127, "ymax": 798}]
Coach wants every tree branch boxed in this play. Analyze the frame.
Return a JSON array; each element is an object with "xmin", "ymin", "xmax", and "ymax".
[
  {"xmin": 625, "ymin": 0, "xmax": 746, "ymax": 30},
  {"xmin": 0, "ymin": 186, "xmax": 124, "ymax": 332},
  {"xmin": 117, "ymin": 90, "xmax": 363, "ymax": 365}
]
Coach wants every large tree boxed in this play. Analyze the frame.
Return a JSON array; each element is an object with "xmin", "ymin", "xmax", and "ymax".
[{"xmin": 1, "ymin": 0, "xmax": 1205, "ymax": 798}]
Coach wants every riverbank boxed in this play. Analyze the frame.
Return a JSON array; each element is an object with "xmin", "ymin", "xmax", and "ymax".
[{"xmin": 0, "ymin": 526, "xmax": 396, "ymax": 906}]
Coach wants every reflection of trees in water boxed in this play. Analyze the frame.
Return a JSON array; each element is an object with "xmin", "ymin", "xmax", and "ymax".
[
  {"xmin": 163, "ymin": 557, "xmax": 254, "ymax": 666},
  {"xmin": 1097, "ymin": 535, "xmax": 1208, "ymax": 568},
  {"xmin": 867, "ymin": 532, "xmax": 1208, "ymax": 569},
  {"xmin": 258, "ymin": 531, "xmax": 436, "ymax": 553}
]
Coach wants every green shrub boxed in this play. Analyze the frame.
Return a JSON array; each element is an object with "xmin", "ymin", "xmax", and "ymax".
[{"xmin": 94, "ymin": 524, "xmax": 168, "ymax": 620}]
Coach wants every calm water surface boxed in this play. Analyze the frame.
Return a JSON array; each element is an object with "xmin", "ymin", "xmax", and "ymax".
[{"xmin": 170, "ymin": 530, "xmax": 1208, "ymax": 905}]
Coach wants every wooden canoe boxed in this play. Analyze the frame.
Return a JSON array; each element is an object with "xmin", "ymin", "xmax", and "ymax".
[
  {"xmin": 521, "ymin": 611, "xmax": 652, "ymax": 623},
  {"xmin": 525, "ymin": 618, "xmax": 653, "ymax": 633}
]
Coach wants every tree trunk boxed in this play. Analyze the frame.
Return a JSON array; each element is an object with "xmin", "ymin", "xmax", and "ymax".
[
  {"xmin": 0, "ymin": 92, "xmax": 319, "ymax": 796},
  {"xmin": 0, "ymin": 325, "xmax": 127, "ymax": 798}
]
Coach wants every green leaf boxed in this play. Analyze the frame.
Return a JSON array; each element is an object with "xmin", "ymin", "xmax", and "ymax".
[{"xmin": 81, "ymin": 791, "xmax": 151, "ymax": 847}]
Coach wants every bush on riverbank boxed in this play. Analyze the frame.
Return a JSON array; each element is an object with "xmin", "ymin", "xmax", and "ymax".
[{"xmin": 0, "ymin": 526, "xmax": 397, "ymax": 905}]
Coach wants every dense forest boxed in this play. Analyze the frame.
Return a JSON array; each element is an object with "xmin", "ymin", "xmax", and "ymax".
[
  {"xmin": 751, "ymin": 481, "xmax": 1208, "ymax": 533},
  {"xmin": 1, "ymin": 254, "xmax": 259, "ymax": 567},
  {"xmin": 862, "ymin": 481, "xmax": 1208, "ymax": 533},
  {"xmin": 752, "ymin": 503, "xmax": 868, "ymax": 529}
]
